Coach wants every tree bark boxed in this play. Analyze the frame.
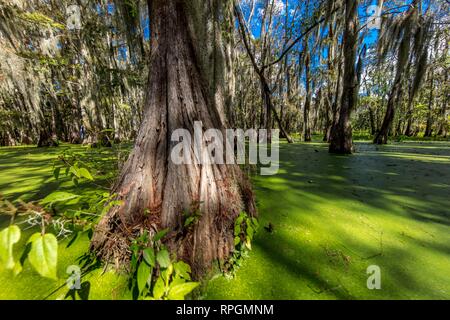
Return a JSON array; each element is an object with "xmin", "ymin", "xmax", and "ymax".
[
  {"xmin": 437, "ymin": 69, "xmax": 448, "ymax": 137},
  {"xmin": 329, "ymin": 0, "xmax": 359, "ymax": 154},
  {"xmin": 91, "ymin": 0, "xmax": 256, "ymax": 277},
  {"xmin": 323, "ymin": 21, "xmax": 336, "ymax": 142},
  {"xmin": 369, "ymin": 105, "xmax": 376, "ymax": 135},
  {"xmin": 303, "ymin": 45, "xmax": 312, "ymax": 142},
  {"xmin": 424, "ymin": 69, "xmax": 435, "ymax": 137}
]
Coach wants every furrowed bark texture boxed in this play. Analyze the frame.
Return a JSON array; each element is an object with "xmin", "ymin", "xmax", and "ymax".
[{"xmin": 91, "ymin": 0, "xmax": 256, "ymax": 277}]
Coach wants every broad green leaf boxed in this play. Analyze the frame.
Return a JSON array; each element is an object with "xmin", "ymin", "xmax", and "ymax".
[
  {"xmin": 65, "ymin": 197, "xmax": 81, "ymax": 205},
  {"xmin": 0, "ymin": 225, "xmax": 21, "ymax": 269},
  {"xmin": 41, "ymin": 191, "xmax": 79, "ymax": 205},
  {"xmin": 28, "ymin": 233, "xmax": 58, "ymax": 280},
  {"xmin": 245, "ymin": 236, "xmax": 252, "ymax": 250},
  {"xmin": 137, "ymin": 261, "xmax": 152, "ymax": 294},
  {"xmin": 184, "ymin": 216, "xmax": 195, "ymax": 227},
  {"xmin": 247, "ymin": 225, "xmax": 254, "ymax": 239},
  {"xmin": 143, "ymin": 247, "xmax": 155, "ymax": 267},
  {"xmin": 156, "ymin": 249, "xmax": 170, "ymax": 268},
  {"xmin": 234, "ymin": 224, "xmax": 241, "ymax": 236},
  {"xmin": 152, "ymin": 277, "xmax": 165, "ymax": 299},
  {"xmin": 27, "ymin": 232, "xmax": 43, "ymax": 244},
  {"xmin": 153, "ymin": 229, "xmax": 168, "ymax": 242},
  {"xmin": 78, "ymin": 168, "xmax": 94, "ymax": 181},
  {"xmin": 169, "ymin": 277, "xmax": 186, "ymax": 288},
  {"xmin": 234, "ymin": 236, "xmax": 241, "ymax": 246},
  {"xmin": 167, "ymin": 282, "xmax": 199, "ymax": 300},
  {"xmin": 161, "ymin": 263, "xmax": 173, "ymax": 286},
  {"xmin": 173, "ymin": 261, "xmax": 191, "ymax": 280},
  {"xmin": 69, "ymin": 166, "xmax": 79, "ymax": 178}
]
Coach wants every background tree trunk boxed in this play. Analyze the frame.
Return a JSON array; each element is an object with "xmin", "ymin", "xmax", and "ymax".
[
  {"xmin": 329, "ymin": 0, "xmax": 359, "ymax": 154},
  {"xmin": 424, "ymin": 69, "xmax": 435, "ymax": 137},
  {"xmin": 303, "ymin": 44, "xmax": 312, "ymax": 142}
]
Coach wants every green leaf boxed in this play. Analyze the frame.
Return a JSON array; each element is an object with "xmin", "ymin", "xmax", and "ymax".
[
  {"xmin": 245, "ymin": 236, "xmax": 252, "ymax": 250},
  {"xmin": 169, "ymin": 277, "xmax": 186, "ymax": 288},
  {"xmin": 41, "ymin": 191, "xmax": 79, "ymax": 205},
  {"xmin": 167, "ymin": 282, "xmax": 199, "ymax": 300},
  {"xmin": 173, "ymin": 261, "xmax": 191, "ymax": 280},
  {"xmin": 153, "ymin": 229, "xmax": 168, "ymax": 242},
  {"xmin": 161, "ymin": 263, "xmax": 173, "ymax": 286},
  {"xmin": 28, "ymin": 233, "xmax": 58, "ymax": 280},
  {"xmin": 156, "ymin": 249, "xmax": 170, "ymax": 268},
  {"xmin": 247, "ymin": 225, "xmax": 254, "ymax": 239},
  {"xmin": 234, "ymin": 236, "xmax": 241, "ymax": 246},
  {"xmin": 0, "ymin": 225, "xmax": 21, "ymax": 269},
  {"xmin": 78, "ymin": 168, "xmax": 94, "ymax": 181},
  {"xmin": 69, "ymin": 166, "xmax": 79, "ymax": 178},
  {"xmin": 152, "ymin": 277, "xmax": 165, "ymax": 299},
  {"xmin": 234, "ymin": 224, "xmax": 241, "ymax": 236},
  {"xmin": 184, "ymin": 216, "xmax": 195, "ymax": 227},
  {"xmin": 137, "ymin": 261, "xmax": 152, "ymax": 294},
  {"xmin": 143, "ymin": 247, "xmax": 156, "ymax": 267}
]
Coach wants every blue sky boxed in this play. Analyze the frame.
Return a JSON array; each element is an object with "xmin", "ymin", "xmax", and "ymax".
[{"xmin": 102, "ymin": 0, "xmax": 427, "ymax": 67}]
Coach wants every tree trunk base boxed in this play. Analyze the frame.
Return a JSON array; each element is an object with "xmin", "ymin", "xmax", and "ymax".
[
  {"xmin": 91, "ymin": 166, "xmax": 256, "ymax": 278},
  {"xmin": 373, "ymin": 132, "xmax": 388, "ymax": 145},
  {"xmin": 37, "ymin": 132, "xmax": 58, "ymax": 147},
  {"xmin": 329, "ymin": 144, "xmax": 353, "ymax": 154}
]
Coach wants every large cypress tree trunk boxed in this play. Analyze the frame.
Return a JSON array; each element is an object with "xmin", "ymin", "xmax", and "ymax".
[
  {"xmin": 329, "ymin": 0, "xmax": 359, "ymax": 154},
  {"xmin": 91, "ymin": 0, "xmax": 256, "ymax": 277}
]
